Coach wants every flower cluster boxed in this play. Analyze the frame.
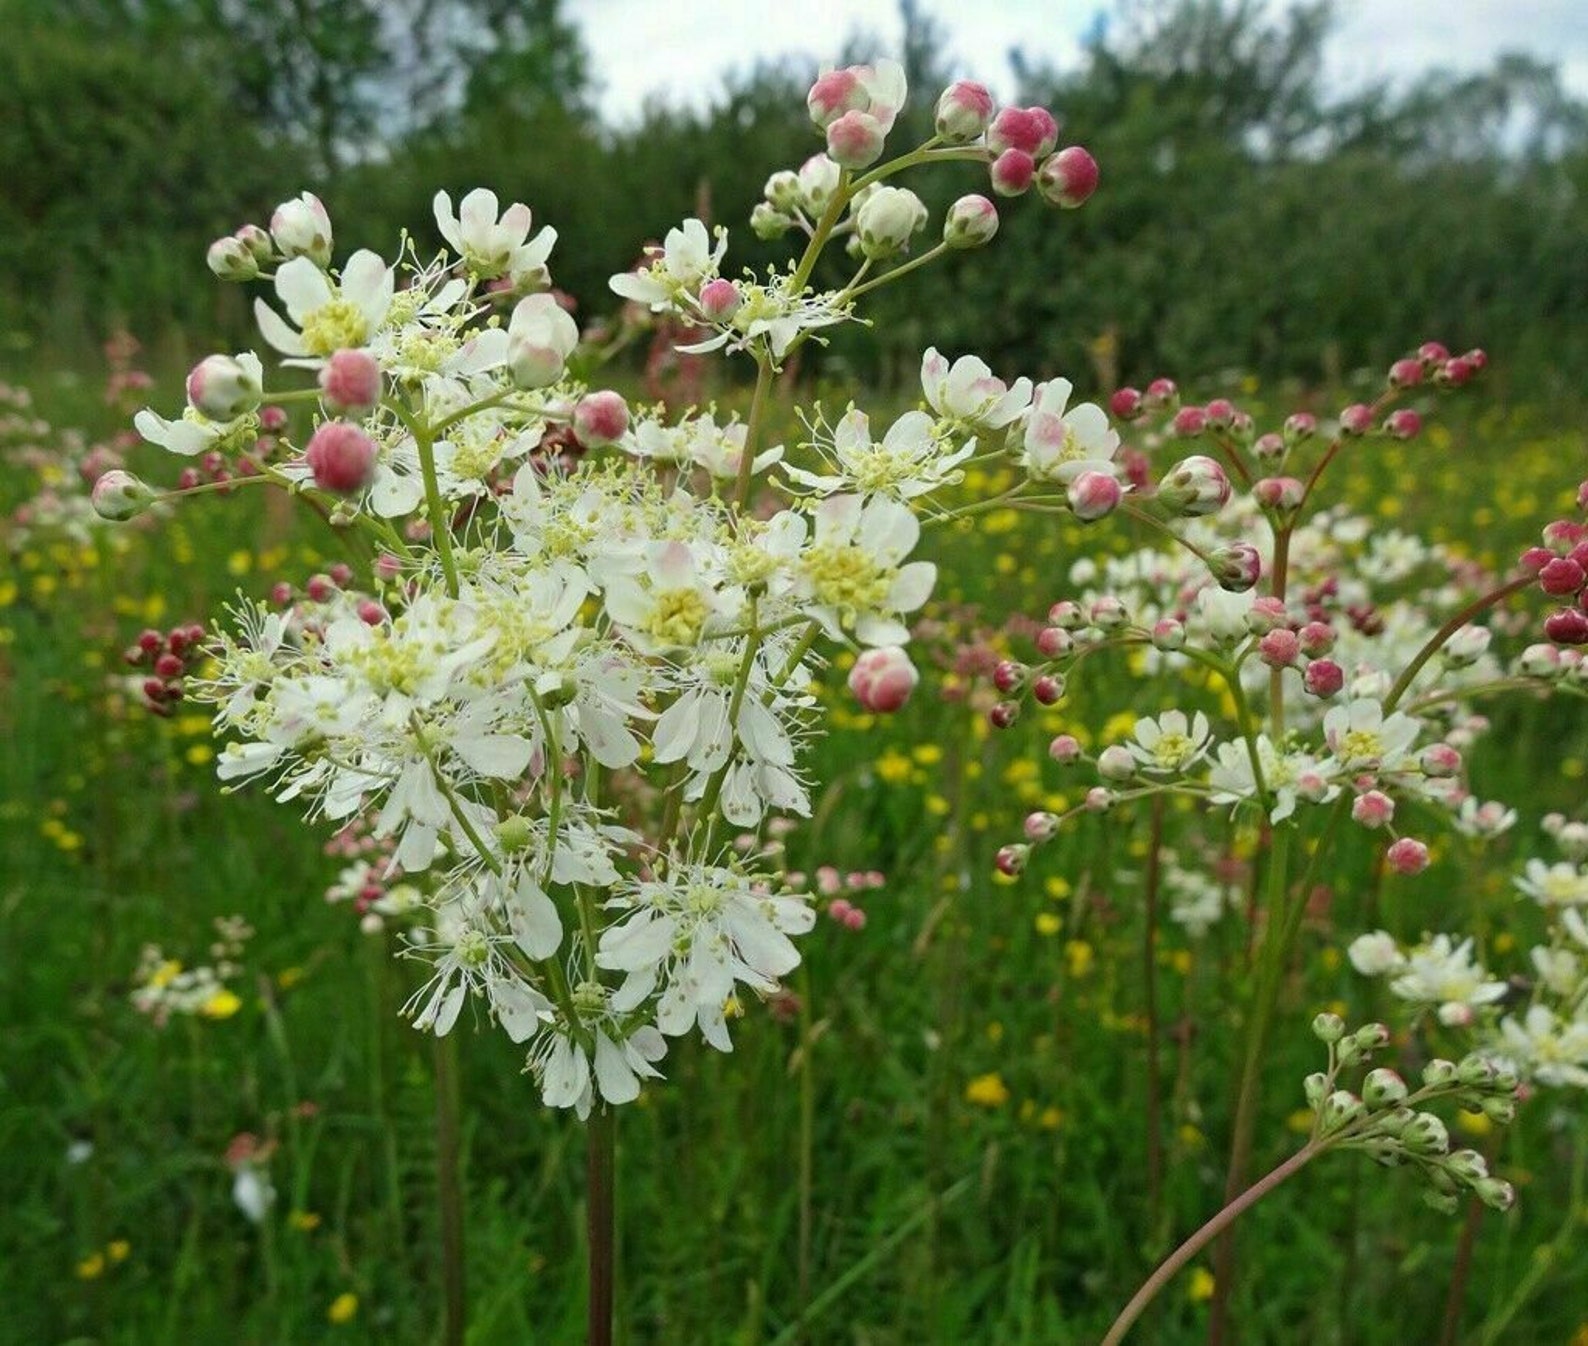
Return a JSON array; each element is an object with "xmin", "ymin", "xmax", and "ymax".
[{"xmin": 129, "ymin": 917, "xmax": 253, "ymax": 1026}]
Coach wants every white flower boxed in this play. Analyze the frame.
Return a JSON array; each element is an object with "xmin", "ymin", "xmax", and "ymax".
[
  {"xmin": 1347, "ymin": 930, "xmax": 1405, "ymax": 977},
  {"xmin": 270, "ymin": 191, "xmax": 332, "ymax": 265},
  {"xmin": 794, "ymin": 494, "xmax": 936, "ymax": 646},
  {"xmin": 603, "ymin": 540, "xmax": 738, "ymax": 654},
  {"xmin": 506, "ymin": 293, "xmax": 578, "ymax": 389},
  {"xmin": 1323, "ymin": 699, "xmax": 1421, "ymax": 773},
  {"xmin": 255, "ymin": 251, "xmax": 394, "ymax": 362},
  {"xmin": 1021, "ymin": 378, "xmax": 1120, "ymax": 483},
  {"xmin": 610, "ymin": 218, "xmax": 726, "ymax": 308},
  {"xmin": 920, "ymin": 348, "xmax": 1032, "ymax": 431},
  {"xmin": 1191, "ymin": 585, "xmax": 1255, "ymax": 646},
  {"xmin": 526, "ymin": 996, "xmax": 668, "ymax": 1117},
  {"xmin": 597, "ymin": 860, "xmax": 814, "ymax": 1050},
  {"xmin": 432, "ymin": 188, "xmax": 556, "ymax": 283},
  {"xmin": 783, "ymin": 407, "xmax": 971, "ymax": 500},
  {"xmin": 1388, "ymin": 934, "xmax": 1508, "ymax": 1024},
  {"xmin": 1128, "ymin": 710, "xmax": 1211, "ymax": 774},
  {"xmin": 1209, "ymin": 736, "xmax": 1333, "ymax": 823},
  {"xmin": 1498, "ymin": 1005, "xmax": 1588, "ymax": 1088},
  {"xmin": 1515, "ymin": 859, "xmax": 1588, "ymax": 907}
]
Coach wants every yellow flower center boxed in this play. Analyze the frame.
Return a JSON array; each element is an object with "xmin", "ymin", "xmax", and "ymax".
[
  {"xmin": 300, "ymin": 298, "xmax": 370, "ymax": 357},
  {"xmin": 1340, "ymin": 728, "xmax": 1383, "ymax": 762},
  {"xmin": 643, "ymin": 588, "xmax": 710, "ymax": 647},
  {"xmin": 802, "ymin": 543, "xmax": 892, "ymax": 623}
]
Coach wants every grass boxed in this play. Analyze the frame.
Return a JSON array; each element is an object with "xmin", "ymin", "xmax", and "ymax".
[{"xmin": 2, "ymin": 352, "xmax": 1587, "ymax": 1344}]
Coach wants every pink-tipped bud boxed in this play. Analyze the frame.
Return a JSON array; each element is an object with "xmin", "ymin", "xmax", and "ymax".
[
  {"xmin": 259, "ymin": 405, "xmax": 288, "ymax": 434},
  {"xmin": 91, "ymin": 470, "xmax": 155, "ymax": 521},
  {"xmin": 356, "ymin": 599, "xmax": 386, "ymax": 626},
  {"xmin": 1544, "ymin": 519, "xmax": 1586, "ymax": 553},
  {"xmin": 826, "ymin": 110, "xmax": 886, "ymax": 169},
  {"xmin": 1097, "ymin": 745, "xmax": 1135, "ymax": 782},
  {"xmin": 1032, "ymin": 673, "xmax": 1065, "ymax": 705},
  {"xmin": 989, "ymin": 700, "xmax": 1021, "ymax": 730},
  {"xmin": 1203, "ymin": 398, "xmax": 1236, "ymax": 429},
  {"xmin": 1145, "ymin": 378, "xmax": 1179, "ymax": 410},
  {"xmin": 1254, "ymin": 475, "xmax": 1304, "ymax": 513},
  {"xmin": 1464, "ymin": 347, "xmax": 1488, "ymax": 371},
  {"xmin": 1049, "ymin": 734, "xmax": 1083, "ymax": 763},
  {"xmin": 1420, "ymin": 744, "xmax": 1461, "ymax": 777},
  {"xmin": 1036, "ymin": 146, "xmax": 1099, "ymax": 208},
  {"xmin": 1048, "ymin": 600, "xmax": 1085, "ymax": 629},
  {"xmin": 269, "ymin": 582, "xmax": 293, "ymax": 606},
  {"xmin": 305, "ymin": 573, "xmax": 335, "ymax": 603},
  {"xmin": 995, "ymin": 844, "xmax": 1029, "ymax": 877},
  {"xmin": 1283, "ymin": 411, "xmax": 1317, "ymax": 445},
  {"xmin": 988, "ymin": 106, "xmax": 1058, "ymax": 158},
  {"xmin": 993, "ymin": 659, "xmax": 1027, "ymax": 694},
  {"xmin": 698, "ymin": 277, "xmax": 742, "ymax": 321},
  {"xmin": 1110, "ymin": 387, "xmax": 1144, "ymax": 420},
  {"xmin": 1211, "ymin": 543, "xmax": 1262, "ymax": 593},
  {"xmin": 1245, "ymin": 596, "xmax": 1288, "ymax": 635},
  {"xmin": 934, "ymin": 80, "xmax": 996, "ymax": 143},
  {"xmin": 807, "ymin": 68, "xmax": 866, "ymax": 128},
  {"xmin": 848, "ymin": 645, "xmax": 920, "ymax": 714},
  {"xmin": 1539, "ymin": 557, "xmax": 1586, "ymax": 597},
  {"xmin": 573, "ymin": 390, "xmax": 630, "ymax": 448},
  {"xmin": 1035, "ymin": 626, "xmax": 1071, "ymax": 658},
  {"xmin": 1352, "ymin": 791, "xmax": 1395, "ymax": 828},
  {"xmin": 1438, "ymin": 356, "xmax": 1476, "ymax": 387},
  {"xmin": 1161, "ymin": 455, "xmax": 1231, "ymax": 516},
  {"xmin": 1171, "ymin": 405, "xmax": 1208, "ymax": 438},
  {"xmin": 1520, "ymin": 546, "xmax": 1555, "ymax": 574},
  {"xmin": 1338, "ymin": 404, "xmax": 1375, "ymax": 436},
  {"xmin": 187, "ymin": 354, "xmax": 262, "ymax": 421},
  {"xmin": 1085, "ymin": 786, "xmax": 1114, "ymax": 812},
  {"xmin": 1577, "ymin": 479, "xmax": 1588, "ymax": 513},
  {"xmin": 304, "ymin": 422, "xmax": 377, "ymax": 494},
  {"xmin": 1068, "ymin": 469, "xmax": 1122, "ymax": 522},
  {"xmin": 942, "ymin": 194, "xmax": 999, "ymax": 249},
  {"xmin": 1258, "ymin": 628, "xmax": 1300, "ymax": 668},
  {"xmin": 1090, "ymin": 596, "xmax": 1128, "ymax": 628},
  {"xmin": 312, "ymin": 350, "xmax": 380, "ymax": 417},
  {"xmin": 1383, "ymin": 409, "xmax": 1421, "ymax": 440},
  {"xmin": 1298, "ymin": 622, "xmax": 1336, "ymax": 657},
  {"xmin": 1151, "ymin": 617, "xmax": 1185, "ymax": 651},
  {"xmin": 374, "ymin": 552, "xmax": 403, "ymax": 582},
  {"xmin": 206, "ymin": 235, "xmax": 260, "ymax": 281},
  {"xmin": 1024, "ymin": 811, "xmax": 1059, "ymax": 842},
  {"xmin": 1418, "ymin": 341, "xmax": 1451, "ymax": 367},
  {"xmin": 1386, "ymin": 836, "xmax": 1429, "ymax": 875},
  {"xmin": 1304, "ymin": 659, "xmax": 1345, "ymax": 698},
  {"xmin": 153, "ymin": 652, "xmax": 184, "ymax": 679},
  {"xmin": 989, "ymin": 148, "xmax": 1036, "ymax": 197},
  {"xmin": 1253, "ymin": 432, "xmax": 1285, "ymax": 461},
  {"xmin": 1388, "ymin": 358, "xmax": 1424, "ymax": 389},
  {"xmin": 1544, "ymin": 608, "xmax": 1588, "ymax": 645}
]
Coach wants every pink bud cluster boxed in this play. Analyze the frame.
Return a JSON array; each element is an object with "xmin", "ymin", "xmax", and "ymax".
[
  {"xmin": 123, "ymin": 622, "xmax": 208, "ymax": 714},
  {"xmin": 1522, "ymin": 510, "xmax": 1588, "ymax": 646}
]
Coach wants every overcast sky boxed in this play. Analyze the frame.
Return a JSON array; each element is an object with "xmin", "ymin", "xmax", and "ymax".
[{"xmin": 572, "ymin": 0, "xmax": 1588, "ymax": 124}]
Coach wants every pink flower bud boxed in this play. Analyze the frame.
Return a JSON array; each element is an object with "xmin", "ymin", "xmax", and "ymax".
[
  {"xmin": 357, "ymin": 599, "xmax": 386, "ymax": 626},
  {"xmin": 1352, "ymin": 790, "xmax": 1395, "ymax": 828},
  {"xmin": 1283, "ymin": 411, "xmax": 1317, "ymax": 445},
  {"xmin": 995, "ymin": 844, "xmax": 1029, "ymax": 877},
  {"xmin": 989, "ymin": 700, "xmax": 1020, "ymax": 729},
  {"xmin": 1036, "ymin": 146, "xmax": 1099, "ymax": 208},
  {"xmin": 1097, "ymin": 745, "xmax": 1135, "ymax": 781},
  {"xmin": 1338, "ymin": 404, "xmax": 1375, "ymax": 436},
  {"xmin": 1544, "ymin": 608, "xmax": 1588, "ymax": 645},
  {"xmin": 987, "ymin": 106, "xmax": 1058, "ymax": 158},
  {"xmin": 374, "ymin": 552, "xmax": 403, "ymax": 582},
  {"xmin": 1544, "ymin": 519, "xmax": 1585, "ymax": 553},
  {"xmin": 1211, "ymin": 543, "xmax": 1262, "ymax": 592},
  {"xmin": 91, "ymin": 470, "xmax": 155, "ymax": 521},
  {"xmin": 848, "ymin": 645, "xmax": 919, "ymax": 713},
  {"xmin": 153, "ymin": 652, "xmax": 183, "ymax": 679},
  {"xmin": 305, "ymin": 573, "xmax": 335, "ymax": 602},
  {"xmin": 934, "ymin": 80, "xmax": 995, "ymax": 142},
  {"xmin": 1253, "ymin": 432, "xmax": 1285, "ymax": 460},
  {"xmin": 1254, "ymin": 476, "xmax": 1304, "ymax": 512},
  {"xmin": 1171, "ymin": 405, "xmax": 1208, "ymax": 437},
  {"xmin": 1035, "ymin": 626, "xmax": 1071, "ymax": 658},
  {"xmin": 1388, "ymin": 358, "xmax": 1424, "ymax": 389},
  {"xmin": 698, "ymin": 277, "xmax": 742, "ymax": 321},
  {"xmin": 187, "ymin": 354, "xmax": 262, "ymax": 421},
  {"xmin": 318, "ymin": 349, "xmax": 381, "ymax": 415},
  {"xmin": 1539, "ymin": 557, "xmax": 1586, "ymax": 597},
  {"xmin": 1161, "ymin": 455, "xmax": 1231, "ymax": 516},
  {"xmin": 1438, "ymin": 356, "xmax": 1475, "ymax": 387},
  {"xmin": 1110, "ymin": 387, "xmax": 1144, "ymax": 420},
  {"xmin": 1245, "ymin": 597, "xmax": 1288, "ymax": 635},
  {"xmin": 1048, "ymin": 600, "xmax": 1085, "ymax": 629},
  {"xmin": 304, "ymin": 422, "xmax": 377, "ymax": 494},
  {"xmin": 1386, "ymin": 837, "xmax": 1429, "ymax": 875},
  {"xmin": 1418, "ymin": 341, "xmax": 1450, "ymax": 367},
  {"xmin": 943, "ymin": 194, "xmax": 999, "ymax": 248},
  {"xmin": 1383, "ymin": 409, "xmax": 1421, "ymax": 441},
  {"xmin": 1304, "ymin": 659, "xmax": 1345, "ymax": 698},
  {"xmin": 1259, "ymin": 628, "xmax": 1300, "ymax": 668},
  {"xmin": 1203, "ymin": 398, "xmax": 1236, "ymax": 429},
  {"xmin": 1520, "ymin": 546, "xmax": 1554, "ymax": 573},
  {"xmin": 828, "ymin": 897, "xmax": 853, "ymax": 922},
  {"xmin": 1032, "ymin": 673, "xmax": 1065, "ymax": 705},
  {"xmin": 1049, "ymin": 734, "xmax": 1082, "ymax": 763},
  {"xmin": 989, "ymin": 149, "xmax": 1036, "ymax": 196},
  {"xmin": 1464, "ymin": 347, "xmax": 1488, "ymax": 371},
  {"xmin": 206, "ymin": 235, "xmax": 259, "ymax": 281},
  {"xmin": 1151, "ymin": 617, "xmax": 1185, "ymax": 651},
  {"xmin": 573, "ymin": 390, "xmax": 630, "ymax": 448},
  {"xmin": 1024, "ymin": 811, "xmax": 1059, "ymax": 842},
  {"xmin": 1520, "ymin": 643, "xmax": 1564, "ymax": 677},
  {"xmin": 259, "ymin": 405, "xmax": 288, "ymax": 434},
  {"xmin": 1089, "ymin": 596, "xmax": 1128, "ymax": 628},
  {"xmin": 1068, "ymin": 469, "xmax": 1122, "ymax": 521},
  {"xmin": 1085, "ymin": 787, "xmax": 1114, "ymax": 812},
  {"xmin": 826, "ymin": 110, "xmax": 886, "ymax": 169},
  {"xmin": 807, "ymin": 68, "xmax": 866, "ymax": 128},
  {"xmin": 1298, "ymin": 622, "xmax": 1336, "ymax": 657},
  {"xmin": 1145, "ymin": 378, "xmax": 1179, "ymax": 410},
  {"xmin": 1420, "ymin": 744, "xmax": 1461, "ymax": 777},
  {"xmin": 993, "ymin": 659, "xmax": 1027, "ymax": 693},
  {"xmin": 1577, "ymin": 479, "xmax": 1588, "ymax": 513}
]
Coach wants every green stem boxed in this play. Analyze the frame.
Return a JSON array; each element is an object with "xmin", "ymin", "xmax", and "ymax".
[
  {"xmin": 1383, "ymin": 575, "xmax": 1532, "ymax": 711},
  {"xmin": 1142, "ymin": 795, "xmax": 1168, "ymax": 1235},
  {"xmin": 733, "ymin": 358, "xmax": 775, "ymax": 510},
  {"xmin": 433, "ymin": 1031, "xmax": 466, "ymax": 1346},
  {"xmin": 844, "ymin": 243, "xmax": 950, "ymax": 299}
]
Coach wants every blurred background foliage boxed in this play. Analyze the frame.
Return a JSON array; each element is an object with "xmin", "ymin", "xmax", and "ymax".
[{"xmin": 3, "ymin": 0, "xmax": 1586, "ymax": 392}]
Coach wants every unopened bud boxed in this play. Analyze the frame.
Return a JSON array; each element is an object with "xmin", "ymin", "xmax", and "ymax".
[
  {"xmin": 1161, "ymin": 455, "xmax": 1232, "ymax": 516},
  {"xmin": 1384, "ymin": 409, "xmax": 1421, "ymax": 440},
  {"xmin": 855, "ymin": 186, "xmax": 927, "ymax": 259},
  {"xmin": 1211, "ymin": 543, "xmax": 1262, "ymax": 592},
  {"xmin": 807, "ymin": 67, "xmax": 866, "ymax": 129},
  {"xmin": 826, "ymin": 110, "xmax": 886, "ymax": 169},
  {"xmin": 1068, "ymin": 469, "xmax": 1122, "ymax": 521},
  {"xmin": 187, "ymin": 354, "xmax": 262, "ymax": 421},
  {"xmin": 849, "ymin": 645, "xmax": 919, "ymax": 714},
  {"xmin": 943, "ymin": 194, "xmax": 999, "ymax": 249},
  {"xmin": 1303, "ymin": 659, "xmax": 1344, "ymax": 698},
  {"xmin": 1363, "ymin": 1068, "xmax": 1409, "ymax": 1108},
  {"xmin": 304, "ymin": 422, "xmax": 377, "ymax": 494},
  {"xmin": 995, "ymin": 843, "xmax": 1028, "ymax": 877},
  {"xmin": 318, "ymin": 348, "xmax": 381, "ymax": 415},
  {"xmin": 573, "ymin": 390, "xmax": 630, "ymax": 448},
  {"xmin": 698, "ymin": 278, "xmax": 742, "ymax": 321},
  {"xmin": 1339, "ymin": 404, "xmax": 1376, "ymax": 436},
  {"xmin": 1311, "ymin": 1012, "xmax": 1345, "ymax": 1043},
  {"xmin": 1048, "ymin": 734, "xmax": 1083, "ymax": 764},
  {"xmin": 987, "ymin": 106, "xmax": 1058, "ymax": 158},
  {"xmin": 91, "ymin": 470, "xmax": 156, "ymax": 521},
  {"xmin": 269, "ymin": 192, "xmax": 333, "ymax": 267},
  {"xmin": 1258, "ymin": 628, "xmax": 1299, "ymax": 668},
  {"xmin": 1385, "ymin": 837, "xmax": 1430, "ymax": 875},
  {"xmin": 989, "ymin": 149, "xmax": 1035, "ymax": 197},
  {"xmin": 1036, "ymin": 146, "xmax": 1099, "ymax": 208},
  {"xmin": 1151, "ymin": 618, "xmax": 1185, "ymax": 652},
  {"xmin": 1254, "ymin": 475, "xmax": 1304, "ymax": 513},
  {"xmin": 1110, "ymin": 387, "xmax": 1144, "ymax": 421},
  {"xmin": 207, "ymin": 235, "xmax": 260, "ymax": 281},
  {"xmin": 935, "ymin": 81, "xmax": 995, "ymax": 143},
  {"xmin": 1097, "ymin": 744, "xmax": 1135, "ymax": 781}
]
